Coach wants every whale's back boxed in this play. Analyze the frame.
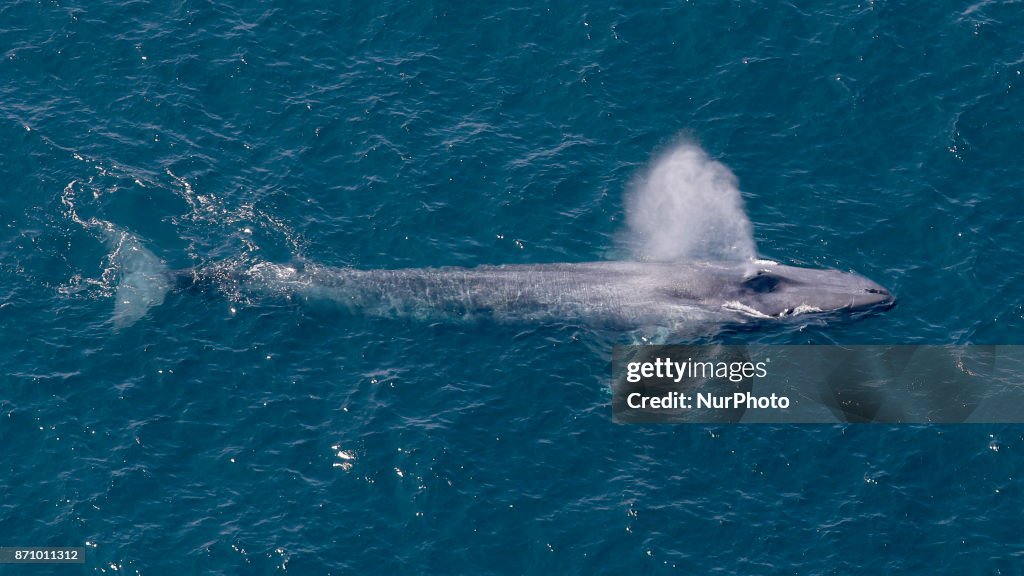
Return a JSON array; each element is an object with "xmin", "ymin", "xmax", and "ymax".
[{"xmin": 273, "ymin": 261, "xmax": 730, "ymax": 329}]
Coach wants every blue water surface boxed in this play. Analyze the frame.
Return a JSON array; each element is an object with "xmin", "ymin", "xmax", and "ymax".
[{"xmin": 1, "ymin": 1, "xmax": 1023, "ymax": 573}]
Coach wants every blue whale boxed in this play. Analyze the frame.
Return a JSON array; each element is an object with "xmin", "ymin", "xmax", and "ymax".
[
  {"xmin": 110, "ymin": 255, "xmax": 893, "ymax": 340},
  {"xmin": 234, "ymin": 259, "xmax": 894, "ymax": 331},
  {"xmin": 101, "ymin": 222, "xmax": 893, "ymax": 336}
]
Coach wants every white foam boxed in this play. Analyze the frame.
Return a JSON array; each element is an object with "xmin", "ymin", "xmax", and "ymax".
[
  {"xmin": 722, "ymin": 300, "xmax": 772, "ymax": 319},
  {"xmin": 786, "ymin": 304, "xmax": 823, "ymax": 316}
]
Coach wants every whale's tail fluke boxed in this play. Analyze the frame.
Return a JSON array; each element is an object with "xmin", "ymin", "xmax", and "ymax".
[
  {"xmin": 62, "ymin": 181, "xmax": 171, "ymax": 329},
  {"xmin": 98, "ymin": 223, "xmax": 170, "ymax": 330}
]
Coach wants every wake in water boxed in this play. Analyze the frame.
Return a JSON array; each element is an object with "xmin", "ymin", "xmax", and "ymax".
[
  {"xmin": 61, "ymin": 182, "xmax": 170, "ymax": 330},
  {"xmin": 58, "ymin": 149, "xmax": 304, "ymax": 330}
]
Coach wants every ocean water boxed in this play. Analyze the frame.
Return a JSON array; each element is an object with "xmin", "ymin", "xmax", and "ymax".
[{"xmin": 2, "ymin": 1, "xmax": 1023, "ymax": 573}]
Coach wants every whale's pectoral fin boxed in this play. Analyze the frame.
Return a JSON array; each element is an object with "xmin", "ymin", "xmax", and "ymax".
[{"xmin": 100, "ymin": 225, "xmax": 170, "ymax": 330}]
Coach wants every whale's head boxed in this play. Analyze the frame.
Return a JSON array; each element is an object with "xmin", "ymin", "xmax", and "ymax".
[{"xmin": 722, "ymin": 261, "xmax": 895, "ymax": 320}]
